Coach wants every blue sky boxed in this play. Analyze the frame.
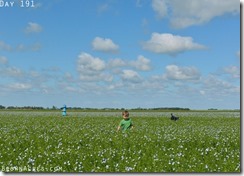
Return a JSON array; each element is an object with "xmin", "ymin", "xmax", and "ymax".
[{"xmin": 0, "ymin": 0, "xmax": 240, "ymax": 109}]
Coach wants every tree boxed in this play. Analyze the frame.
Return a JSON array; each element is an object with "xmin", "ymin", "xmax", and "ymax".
[{"xmin": 0, "ymin": 105, "xmax": 5, "ymax": 109}]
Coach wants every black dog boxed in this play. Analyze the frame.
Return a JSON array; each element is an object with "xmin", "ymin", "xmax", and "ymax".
[{"xmin": 171, "ymin": 113, "xmax": 179, "ymax": 121}]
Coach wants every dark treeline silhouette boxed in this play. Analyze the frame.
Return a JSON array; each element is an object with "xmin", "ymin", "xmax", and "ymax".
[
  {"xmin": 0, "ymin": 105, "xmax": 190, "ymax": 111},
  {"xmin": 132, "ymin": 107, "xmax": 190, "ymax": 111},
  {"xmin": 4, "ymin": 106, "xmax": 45, "ymax": 110}
]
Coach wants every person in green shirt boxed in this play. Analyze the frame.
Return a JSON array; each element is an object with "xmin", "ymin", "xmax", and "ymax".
[{"xmin": 117, "ymin": 110, "xmax": 134, "ymax": 132}]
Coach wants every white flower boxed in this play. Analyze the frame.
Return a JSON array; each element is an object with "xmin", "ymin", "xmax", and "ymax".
[
  {"xmin": 101, "ymin": 158, "xmax": 107, "ymax": 164},
  {"xmin": 28, "ymin": 158, "xmax": 35, "ymax": 165},
  {"xmin": 125, "ymin": 166, "xmax": 133, "ymax": 171}
]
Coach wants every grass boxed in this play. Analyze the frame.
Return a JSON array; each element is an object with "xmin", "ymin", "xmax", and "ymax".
[{"xmin": 0, "ymin": 111, "xmax": 240, "ymax": 172}]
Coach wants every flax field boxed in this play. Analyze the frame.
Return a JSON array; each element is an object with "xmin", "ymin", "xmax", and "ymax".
[{"xmin": 0, "ymin": 111, "xmax": 240, "ymax": 173}]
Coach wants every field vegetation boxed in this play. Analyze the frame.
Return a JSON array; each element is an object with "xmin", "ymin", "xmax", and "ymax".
[{"xmin": 0, "ymin": 110, "xmax": 240, "ymax": 172}]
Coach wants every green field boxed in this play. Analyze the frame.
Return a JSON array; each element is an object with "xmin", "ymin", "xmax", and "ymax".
[{"xmin": 0, "ymin": 111, "xmax": 240, "ymax": 172}]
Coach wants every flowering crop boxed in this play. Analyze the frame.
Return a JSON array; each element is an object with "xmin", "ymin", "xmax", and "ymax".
[{"xmin": 0, "ymin": 111, "xmax": 240, "ymax": 172}]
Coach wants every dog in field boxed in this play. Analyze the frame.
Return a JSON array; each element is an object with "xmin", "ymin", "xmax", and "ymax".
[{"xmin": 170, "ymin": 113, "xmax": 179, "ymax": 121}]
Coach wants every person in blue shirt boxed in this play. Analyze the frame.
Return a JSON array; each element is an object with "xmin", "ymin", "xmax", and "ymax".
[{"xmin": 61, "ymin": 105, "xmax": 67, "ymax": 116}]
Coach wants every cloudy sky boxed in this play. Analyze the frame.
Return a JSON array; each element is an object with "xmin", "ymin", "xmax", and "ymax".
[{"xmin": 0, "ymin": 0, "xmax": 240, "ymax": 109}]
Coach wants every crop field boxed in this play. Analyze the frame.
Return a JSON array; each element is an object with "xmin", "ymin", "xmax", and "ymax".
[{"xmin": 0, "ymin": 110, "xmax": 240, "ymax": 173}]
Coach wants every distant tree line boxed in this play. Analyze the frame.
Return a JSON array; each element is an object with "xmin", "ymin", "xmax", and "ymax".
[
  {"xmin": 131, "ymin": 107, "xmax": 190, "ymax": 111},
  {"xmin": 0, "ymin": 105, "xmax": 190, "ymax": 111},
  {"xmin": 0, "ymin": 106, "xmax": 45, "ymax": 110}
]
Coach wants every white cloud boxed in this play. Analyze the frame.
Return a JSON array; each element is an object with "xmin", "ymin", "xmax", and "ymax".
[
  {"xmin": 0, "ymin": 41, "xmax": 11, "ymax": 51},
  {"xmin": 0, "ymin": 62, "xmax": 57, "ymax": 94},
  {"xmin": 202, "ymin": 75, "xmax": 239, "ymax": 95},
  {"xmin": 142, "ymin": 33, "xmax": 206, "ymax": 55},
  {"xmin": 77, "ymin": 52, "xmax": 112, "ymax": 81},
  {"xmin": 108, "ymin": 55, "xmax": 152, "ymax": 71},
  {"xmin": 0, "ymin": 56, "xmax": 8, "ymax": 65},
  {"xmin": 0, "ymin": 41, "xmax": 41, "ymax": 52},
  {"xmin": 108, "ymin": 58, "xmax": 126, "ymax": 68},
  {"xmin": 152, "ymin": 0, "xmax": 168, "ymax": 18},
  {"xmin": 165, "ymin": 64, "xmax": 201, "ymax": 80},
  {"xmin": 92, "ymin": 37, "xmax": 119, "ymax": 53},
  {"xmin": 130, "ymin": 55, "xmax": 152, "ymax": 71},
  {"xmin": 77, "ymin": 52, "xmax": 106, "ymax": 72},
  {"xmin": 223, "ymin": 66, "xmax": 240, "ymax": 78},
  {"xmin": 76, "ymin": 52, "xmax": 152, "ymax": 82},
  {"xmin": 5, "ymin": 67, "xmax": 24, "ymax": 77},
  {"xmin": 97, "ymin": 3, "xmax": 109, "ymax": 13},
  {"xmin": 8, "ymin": 83, "xmax": 32, "ymax": 90},
  {"xmin": 152, "ymin": 0, "xmax": 239, "ymax": 29},
  {"xmin": 25, "ymin": 22, "xmax": 43, "ymax": 34},
  {"xmin": 121, "ymin": 70, "xmax": 142, "ymax": 83},
  {"xmin": 16, "ymin": 43, "xmax": 42, "ymax": 52}
]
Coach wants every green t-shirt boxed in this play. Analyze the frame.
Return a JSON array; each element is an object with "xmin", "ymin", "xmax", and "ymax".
[{"xmin": 119, "ymin": 118, "xmax": 133, "ymax": 131}]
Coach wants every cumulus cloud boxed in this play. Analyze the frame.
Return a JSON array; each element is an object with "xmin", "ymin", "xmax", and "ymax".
[
  {"xmin": 108, "ymin": 55, "xmax": 152, "ymax": 72},
  {"xmin": 202, "ymin": 75, "xmax": 239, "ymax": 95},
  {"xmin": 130, "ymin": 55, "xmax": 152, "ymax": 71},
  {"xmin": 152, "ymin": 0, "xmax": 168, "ymax": 18},
  {"xmin": 77, "ymin": 52, "xmax": 112, "ymax": 81},
  {"xmin": 223, "ymin": 66, "xmax": 240, "ymax": 78},
  {"xmin": 108, "ymin": 58, "xmax": 126, "ymax": 68},
  {"xmin": 152, "ymin": 0, "xmax": 239, "ymax": 29},
  {"xmin": 142, "ymin": 33, "xmax": 206, "ymax": 55},
  {"xmin": 77, "ymin": 52, "xmax": 153, "ymax": 82},
  {"xmin": 121, "ymin": 70, "xmax": 142, "ymax": 83},
  {"xmin": 77, "ymin": 52, "xmax": 106, "ymax": 73},
  {"xmin": 92, "ymin": 37, "xmax": 119, "ymax": 53},
  {"xmin": 0, "ymin": 66, "xmax": 52, "ymax": 95},
  {"xmin": 165, "ymin": 64, "xmax": 201, "ymax": 80}
]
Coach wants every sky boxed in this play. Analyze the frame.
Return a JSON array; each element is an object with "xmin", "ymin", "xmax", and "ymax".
[{"xmin": 0, "ymin": 0, "xmax": 241, "ymax": 109}]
